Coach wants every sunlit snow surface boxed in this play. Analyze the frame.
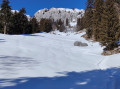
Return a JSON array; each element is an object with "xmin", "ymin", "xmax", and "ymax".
[{"xmin": 0, "ymin": 31, "xmax": 120, "ymax": 89}]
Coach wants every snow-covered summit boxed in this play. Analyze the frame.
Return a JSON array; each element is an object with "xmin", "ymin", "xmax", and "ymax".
[
  {"xmin": 37, "ymin": 8, "xmax": 84, "ymax": 13},
  {"xmin": 34, "ymin": 8, "xmax": 84, "ymax": 25}
]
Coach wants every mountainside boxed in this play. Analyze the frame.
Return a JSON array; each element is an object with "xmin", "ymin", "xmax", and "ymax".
[{"xmin": 34, "ymin": 8, "xmax": 84, "ymax": 25}]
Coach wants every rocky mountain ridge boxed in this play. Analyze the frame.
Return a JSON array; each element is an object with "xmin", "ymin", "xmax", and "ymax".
[{"xmin": 34, "ymin": 8, "xmax": 84, "ymax": 25}]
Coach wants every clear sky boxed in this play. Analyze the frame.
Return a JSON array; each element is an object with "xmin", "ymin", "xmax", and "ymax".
[{"xmin": 0, "ymin": 0, "xmax": 87, "ymax": 16}]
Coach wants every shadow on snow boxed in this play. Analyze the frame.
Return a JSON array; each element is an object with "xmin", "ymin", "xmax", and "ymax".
[
  {"xmin": 1, "ymin": 68, "xmax": 120, "ymax": 89},
  {"xmin": 22, "ymin": 32, "xmax": 44, "ymax": 37},
  {"xmin": 0, "ymin": 39, "xmax": 6, "ymax": 43}
]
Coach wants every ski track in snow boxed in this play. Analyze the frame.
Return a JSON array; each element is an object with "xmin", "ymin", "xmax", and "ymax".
[{"xmin": 97, "ymin": 56, "xmax": 109, "ymax": 70}]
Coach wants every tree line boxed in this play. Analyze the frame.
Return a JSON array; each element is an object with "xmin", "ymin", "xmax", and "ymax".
[
  {"xmin": 77, "ymin": 0, "xmax": 120, "ymax": 50},
  {"xmin": 0, "ymin": 0, "xmax": 66, "ymax": 35}
]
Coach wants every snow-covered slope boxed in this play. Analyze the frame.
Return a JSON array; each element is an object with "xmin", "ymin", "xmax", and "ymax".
[
  {"xmin": 34, "ymin": 8, "xmax": 84, "ymax": 25},
  {"xmin": 0, "ymin": 31, "xmax": 120, "ymax": 80}
]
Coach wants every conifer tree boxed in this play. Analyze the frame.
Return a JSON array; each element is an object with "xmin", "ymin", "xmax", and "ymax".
[
  {"xmin": 39, "ymin": 18, "xmax": 45, "ymax": 32},
  {"xmin": 100, "ymin": 0, "xmax": 120, "ymax": 50},
  {"xmin": 66, "ymin": 18, "xmax": 69, "ymax": 26},
  {"xmin": 77, "ymin": 17, "xmax": 85, "ymax": 31},
  {"xmin": 9, "ymin": 8, "xmax": 29, "ymax": 34},
  {"xmin": 39, "ymin": 18, "xmax": 52, "ymax": 33},
  {"xmin": 0, "ymin": 10, "xmax": 3, "ymax": 33},
  {"xmin": 8, "ymin": 11, "xmax": 19, "ymax": 34},
  {"xmin": 92, "ymin": 0, "xmax": 104, "ymax": 41},
  {"xmin": 1, "ymin": 0, "xmax": 12, "ymax": 34},
  {"xmin": 29, "ymin": 17, "xmax": 39, "ymax": 33},
  {"xmin": 84, "ymin": 0, "xmax": 95, "ymax": 38},
  {"xmin": 18, "ymin": 8, "xmax": 29, "ymax": 34},
  {"xmin": 56, "ymin": 19, "xmax": 65, "ymax": 32}
]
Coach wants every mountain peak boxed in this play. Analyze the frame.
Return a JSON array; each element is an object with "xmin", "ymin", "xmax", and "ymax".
[{"xmin": 34, "ymin": 8, "xmax": 84, "ymax": 25}]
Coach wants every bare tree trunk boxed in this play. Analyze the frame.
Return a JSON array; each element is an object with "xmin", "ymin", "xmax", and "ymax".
[{"xmin": 4, "ymin": 24, "xmax": 6, "ymax": 34}]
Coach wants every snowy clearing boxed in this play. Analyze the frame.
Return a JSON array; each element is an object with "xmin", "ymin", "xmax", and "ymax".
[{"xmin": 0, "ymin": 31, "xmax": 120, "ymax": 80}]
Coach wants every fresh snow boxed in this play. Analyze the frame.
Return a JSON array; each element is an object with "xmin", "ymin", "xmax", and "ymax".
[{"xmin": 0, "ymin": 31, "xmax": 120, "ymax": 80}]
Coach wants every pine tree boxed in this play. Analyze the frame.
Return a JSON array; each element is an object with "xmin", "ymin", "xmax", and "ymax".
[
  {"xmin": 84, "ymin": 0, "xmax": 95, "ymax": 38},
  {"xmin": 66, "ymin": 18, "xmax": 69, "ymax": 26},
  {"xmin": 56, "ymin": 19, "xmax": 65, "ymax": 32},
  {"xmin": 18, "ymin": 8, "xmax": 29, "ymax": 34},
  {"xmin": 1, "ymin": 0, "xmax": 12, "ymax": 34},
  {"xmin": 92, "ymin": 0, "xmax": 104, "ymax": 41},
  {"xmin": 39, "ymin": 18, "xmax": 45, "ymax": 32},
  {"xmin": 0, "ymin": 10, "xmax": 3, "ymax": 33},
  {"xmin": 77, "ymin": 17, "xmax": 85, "ymax": 31},
  {"xmin": 39, "ymin": 18, "xmax": 52, "ymax": 33},
  {"xmin": 100, "ymin": 0, "xmax": 120, "ymax": 50},
  {"xmin": 9, "ymin": 11, "xmax": 19, "ymax": 34},
  {"xmin": 29, "ymin": 17, "xmax": 39, "ymax": 33},
  {"xmin": 9, "ymin": 8, "xmax": 29, "ymax": 34},
  {"xmin": 44, "ymin": 19, "xmax": 52, "ymax": 32}
]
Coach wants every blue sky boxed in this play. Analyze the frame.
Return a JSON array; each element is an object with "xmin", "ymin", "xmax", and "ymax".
[{"xmin": 0, "ymin": 0, "xmax": 87, "ymax": 16}]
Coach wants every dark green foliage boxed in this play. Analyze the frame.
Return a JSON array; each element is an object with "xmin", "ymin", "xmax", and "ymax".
[
  {"xmin": 29, "ymin": 17, "xmax": 40, "ymax": 33},
  {"xmin": 84, "ymin": 0, "xmax": 95, "ymax": 38},
  {"xmin": 92, "ymin": 0, "xmax": 104, "ymax": 41},
  {"xmin": 56, "ymin": 19, "xmax": 66, "ymax": 32},
  {"xmin": 66, "ymin": 18, "xmax": 69, "ymax": 26},
  {"xmin": 1, "ymin": 0, "xmax": 12, "ymax": 34},
  {"xmin": 84, "ymin": 0, "xmax": 120, "ymax": 50},
  {"xmin": 100, "ymin": 0, "xmax": 120, "ymax": 50},
  {"xmin": 39, "ymin": 18, "xmax": 52, "ymax": 33},
  {"xmin": 59, "ymin": 24, "xmax": 66, "ymax": 32},
  {"xmin": 19, "ymin": 8, "xmax": 30, "ymax": 34},
  {"xmin": 77, "ymin": 17, "xmax": 85, "ymax": 31},
  {"xmin": 0, "ymin": 0, "xmax": 41, "ymax": 34},
  {"xmin": 8, "ymin": 11, "xmax": 19, "ymax": 34},
  {"xmin": 9, "ymin": 8, "xmax": 29, "ymax": 34},
  {"xmin": 0, "ymin": 11, "xmax": 3, "ymax": 33}
]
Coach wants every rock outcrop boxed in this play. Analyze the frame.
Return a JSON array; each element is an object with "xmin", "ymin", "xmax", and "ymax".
[{"xmin": 34, "ymin": 8, "xmax": 84, "ymax": 25}]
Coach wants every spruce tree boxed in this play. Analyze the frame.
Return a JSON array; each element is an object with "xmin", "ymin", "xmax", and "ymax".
[
  {"xmin": 92, "ymin": 0, "xmax": 104, "ymax": 41},
  {"xmin": 100, "ymin": 0, "xmax": 120, "ymax": 50},
  {"xmin": 29, "ymin": 17, "xmax": 39, "ymax": 33},
  {"xmin": 39, "ymin": 18, "xmax": 52, "ymax": 33},
  {"xmin": 44, "ymin": 19, "xmax": 52, "ymax": 32},
  {"xmin": 1, "ymin": 0, "xmax": 12, "ymax": 34},
  {"xmin": 56, "ymin": 19, "xmax": 65, "ymax": 32},
  {"xmin": 9, "ymin": 8, "xmax": 29, "ymax": 34},
  {"xmin": 0, "ymin": 10, "xmax": 3, "ymax": 33},
  {"xmin": 9, "ymin": 11, "xmax": 19, "ymax": 34},
  {"xmin": 18, "ymin": 8, "xmax": 29, "ymax": 34},
  {"xmin": 77, "ymin": 17, "xmax": 85, "ymax": 31},
  {"xmin": 84, "ymin": 0, "xmax": 95, "ymax": 38},
  {"xmin": 39, "ymin": 18, "xmax": 45, "ymax": 32},
  {"xmin": 66, "ymin": 18, "xmax": 69, "ymax": 26}
]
